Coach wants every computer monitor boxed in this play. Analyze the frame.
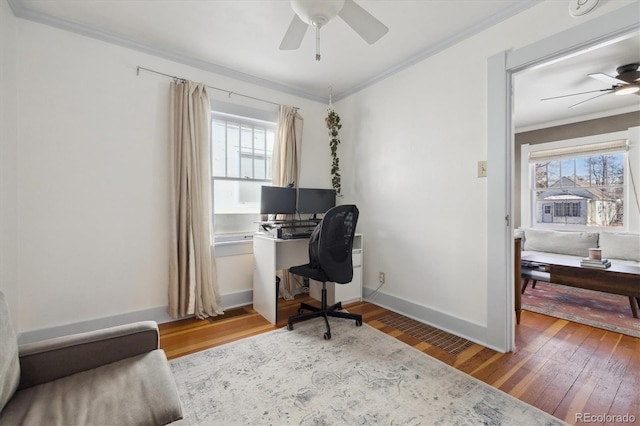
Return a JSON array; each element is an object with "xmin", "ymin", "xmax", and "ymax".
[
  {"xmin": 260, "ymin": 186, "xmax": 296, "ymax": 215},
  {"xmin": 297, "ymin": 188, "xmax": 336, "ymax": 215}
]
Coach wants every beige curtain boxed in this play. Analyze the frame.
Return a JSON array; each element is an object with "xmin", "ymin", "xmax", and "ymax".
[
  {"xmin": 273, "ymin": 105, "xmax": 304, "ymax": 299},
  {"xmin": 168, "ymin": 80, "xmax": 223, "ymax": 319}
]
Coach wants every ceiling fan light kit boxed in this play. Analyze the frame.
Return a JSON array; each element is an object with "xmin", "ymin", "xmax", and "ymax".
[
  {"xmin": 614, "ymin": 84, "xmax": 640, "ymax": 96},
  {"xmin": 291, "ymin": 0, "xmax": 345, "ymax": 27},
  {"xmin": 280, "ymin": 0, "xmax": 389, "ymax": 61}
]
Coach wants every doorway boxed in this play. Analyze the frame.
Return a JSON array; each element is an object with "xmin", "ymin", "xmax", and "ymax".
[{"xmin": 486, "ymin": 4, "xmax": 639, "ymax": 352}]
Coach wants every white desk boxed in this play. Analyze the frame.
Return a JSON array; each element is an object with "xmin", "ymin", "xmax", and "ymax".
[{"xmin": 252, "ymin": 233, "xmax": 363, "ymax": 324}]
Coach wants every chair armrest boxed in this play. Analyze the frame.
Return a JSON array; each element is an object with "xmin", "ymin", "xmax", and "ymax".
[{"xmin": 18, "ymin": 321, "xmax": 160, "ymax": 389}]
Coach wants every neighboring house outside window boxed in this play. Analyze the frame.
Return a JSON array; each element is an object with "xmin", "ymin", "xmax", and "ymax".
[
  {"xmin": 211, "ymin": 111, "xmax": 276, "ymax": 238},
  {"xmin": 524, "ymin": 136, "xmax": 628, "ymax": 229}
]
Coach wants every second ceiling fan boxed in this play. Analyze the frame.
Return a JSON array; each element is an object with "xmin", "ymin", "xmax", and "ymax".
[
  {"xmin": 279, "ymin": 0, "xmax": 389, "ymax": 61},
  {"xmin": 542, "ymin": 63, "xmax": 640, "ymax": 109}
]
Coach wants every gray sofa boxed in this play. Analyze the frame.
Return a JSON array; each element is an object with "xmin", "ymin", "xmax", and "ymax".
[
  {"xmin": 516, "ymin": 228, "xmax": 640, "ymax": 267},
  {"xmin": 0, "ymin": 291, "xmax": 184, "ymax": 425}
]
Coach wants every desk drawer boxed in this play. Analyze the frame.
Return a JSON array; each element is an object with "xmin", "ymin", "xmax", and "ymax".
[{"xmin": 352, "ymin": 251, "xmax": 362, "ymax": 267}]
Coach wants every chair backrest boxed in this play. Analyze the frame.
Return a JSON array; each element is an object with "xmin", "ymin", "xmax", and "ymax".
[{"xmin": 308, "ymin": 204, "xmax": 359, "ymax": 284}]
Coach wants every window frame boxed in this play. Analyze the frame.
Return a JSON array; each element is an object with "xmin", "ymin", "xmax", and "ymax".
[{"xmin": 520, "ymin": 130, "xmax": 631, "ymax": 232}]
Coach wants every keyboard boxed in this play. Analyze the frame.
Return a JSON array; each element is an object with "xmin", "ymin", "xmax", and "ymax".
[{"xmin": 281, "ymin": 231, "xmax": 313, "ymax": 239}]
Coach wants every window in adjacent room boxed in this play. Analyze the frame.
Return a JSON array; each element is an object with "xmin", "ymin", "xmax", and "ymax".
[
  {"xmin": 528, "ymin": 139, "xmax": 627, "ymax": 228},
  {"xmin": 211, "ymin": 111, "xmax": 276, "ymax": 238}
]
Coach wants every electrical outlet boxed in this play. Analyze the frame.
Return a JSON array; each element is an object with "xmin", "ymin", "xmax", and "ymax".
[{"xmin": 379, "ymin": 272, "xmax": 385, "ymax": 284}]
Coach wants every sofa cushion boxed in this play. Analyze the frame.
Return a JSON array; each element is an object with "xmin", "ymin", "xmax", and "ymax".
[
  {"xmin": 0, "ymin": 292, "xmax": 20, "ymax": 413},
  {"xmin": 0, "ymin": 349, "xmax": 182, "ymax": 425},
  {"xmin": 523, "ymin": 228, "xmax": 598, "ymax": 257},
  {"xmin": 599, "ymin": 232, "xmax": 640, "ymax": 262}
]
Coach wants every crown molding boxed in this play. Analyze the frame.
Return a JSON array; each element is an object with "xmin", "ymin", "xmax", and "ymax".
[
  {"xmin": 7, "ymin": 0, "xmax": 328, "ymax": 105},
  {"xmin": 8, "ymin": 0, "xmax": 541, "ymax": 104},
  {"xmin": 333, "ymin": 0, "xmax": 543, "ymax": 102}
]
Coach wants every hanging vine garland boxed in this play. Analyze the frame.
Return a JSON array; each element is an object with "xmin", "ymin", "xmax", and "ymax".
[{"xmin": 325, "ymin": 108, "xmax": 342, "ymax": 196}]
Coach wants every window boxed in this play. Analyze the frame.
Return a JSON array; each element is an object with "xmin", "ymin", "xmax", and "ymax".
[
  {"xmin": 553, "ymin": 202, "xmax": 581, "ymax": 217},
  {"xmin": 211, "ymin": 111, "xmax": 276, "ymax": 236},
  {"xmin": 529, "ymin": 139, "xmax": 627, "ymax": 228}
]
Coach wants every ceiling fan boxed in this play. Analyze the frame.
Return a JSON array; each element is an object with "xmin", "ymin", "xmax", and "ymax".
[
  {"xmin": 541, "ymin": 62, "xmax": 640, "ymax": 109},
  {"xmin": 279, "ymin": 0, "xmax": 389, "ymax": 61}
]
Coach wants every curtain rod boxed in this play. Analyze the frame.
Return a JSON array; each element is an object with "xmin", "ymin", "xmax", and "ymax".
[{"xmin": 136, "ymin": 66, "xmax": 298, "ymax": 110}]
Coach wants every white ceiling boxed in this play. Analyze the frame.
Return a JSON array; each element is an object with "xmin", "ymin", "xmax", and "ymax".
[
  {"xmin": 514, "ymin": 32, "xmax": 640, "ymax": 131},
  {"xmin": 9, "ymin": 0, "xmax": 640, "ymax": 130}
]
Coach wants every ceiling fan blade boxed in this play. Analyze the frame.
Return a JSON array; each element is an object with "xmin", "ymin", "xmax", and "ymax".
[
  {"xmin": 540, "ymin": 88, "xmax": 612, "ymax": 101},
  {"xmin": 568, "ymin": 91, "xmax": 613, "ymax": 109},
  {"xmin": 338, "ymin": 0, "xmax": 388, "ymax": 44},
  {"xmin": 279, "ymin": 15, "xmax": 308, "ymax": 50},
  {"xmin": 588, "ymin": 72, "xmax": 627, "ymax": 86}
]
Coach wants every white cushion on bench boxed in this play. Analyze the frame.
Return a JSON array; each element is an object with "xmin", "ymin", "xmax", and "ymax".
[
  {"xmin": 523, "ymin": 228, "xmax": 598, "ymax": 257},
  {"xmin": 599, "ymin": 232, "xmax": 640, "ymax": 262}
]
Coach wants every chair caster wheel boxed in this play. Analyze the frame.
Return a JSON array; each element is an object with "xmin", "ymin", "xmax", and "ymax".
[
  {"xmin": 298, "ymin": 308, "xmax": 304, "ymax": 314},
  {"xmin": 324, "ymin": 332, "xmax": 331, "ymax": 340},
  {"xmin": 356, "ymin": 319, "xmax": 363, "ymax": 326},
  {"xmin": 287, "ymin": 323, "xmax": 293, "ymax": 331}
]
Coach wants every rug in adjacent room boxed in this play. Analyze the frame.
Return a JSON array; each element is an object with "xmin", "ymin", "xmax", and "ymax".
[
  {"xmin": 522, "ymin": 282, "xmax": 640, "ymax": 338},
  {"xmin": 170, "ymin": 318, "xmax": 565, "ymax": 425}
]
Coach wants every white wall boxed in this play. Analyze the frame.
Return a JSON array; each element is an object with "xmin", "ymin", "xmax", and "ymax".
[
  {"xmin": 7, "ymin": 0, "xmax": 636, "ymax": 345},
  {"xmin": 335, "ymin": 0, "xmax": 634, "ymax": 342},
  {"xmin": 0, "ymin": 0, "xmax": 19, "ymax": 327},
  {"xmin": 11, "ymin": 17, "xmax": 329, "ymax": 334}
]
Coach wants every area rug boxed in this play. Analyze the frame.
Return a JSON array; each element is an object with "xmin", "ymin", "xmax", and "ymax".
[
  {"xmin": 170, "ymin": 318, "xmax": 564, "ymax": 425},
  {"xmin": 522, "ymin": 282, "xmax": 640, "ymax": 338}
]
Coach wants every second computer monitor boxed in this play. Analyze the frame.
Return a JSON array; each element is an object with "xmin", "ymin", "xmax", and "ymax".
[{"xmin": 297, "ymin": 188, "xmax": 336, "ymax": 215}]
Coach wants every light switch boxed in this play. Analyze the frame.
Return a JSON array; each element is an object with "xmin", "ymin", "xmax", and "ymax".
[{"xmin": 477, "ymin": 161, "xmax": 487, "ymax": 177}]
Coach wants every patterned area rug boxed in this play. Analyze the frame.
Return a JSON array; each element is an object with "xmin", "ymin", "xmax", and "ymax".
[
  {"xmin": 522, "ymin": 282, "xmax": 640, "ymax": 338},
  {"xmin": 170, "ymin": 319, "xmax": 564, "ymax": 425}
]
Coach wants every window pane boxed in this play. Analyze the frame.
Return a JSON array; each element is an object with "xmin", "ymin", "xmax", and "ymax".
[
  {"xmin": 240, "ymin": 125, "xmax": 253, "ymax": 178},
  {"xmin": 226, "ymin": 122, "xmax": 240, "ymax": 178},
  {"xmin": 213, "ymin": 179, "xmax": 261, "ymax": 214},
  {"xmin": 576, "ymin": 157, "xmax": 590, "ymax": 185},
  {"xmin": 212, "ymin": 179, "xmax": 262, "ymax": 234},
  {"xmin": 534, "ymin": 163, "xmax": 548, "ymax": 188},
  {"xmin": 547, "ymin": 161, "xmax": 560, "ymax": 187},
  {"xmin": 560, "ymin": 159, "xmax": 575, "ymax": 186},
  {"xmin": 588, "ymin": 187, "xmax": 623, "ymax": 227},
  {"xmin": 266, "ymin": 130, "xmax": 274, "ymax": 180},
  {"xmin": 212, "ymin": 120, "xmax": 227, "ymax": 177},
  {"xmin": 241, "ymin": 155, "xmax": 253, "ymax": 179},
  {"xmin": 213, "ymin": 213, "xmax": 260, "ymax": 235},
  {"xmin": 605, "ymin": 153, "xmax": 623, "ymax": 185},
  {"xmin": 254, "ymin": 128, "xmax": 266, "ymax": 180}
]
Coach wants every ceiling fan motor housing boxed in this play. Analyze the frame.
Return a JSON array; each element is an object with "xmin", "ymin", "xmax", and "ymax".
[
  {"xmin": 291, "ymin": 0, "xmax": 346, "ymax": 27},
  {"xmin": 615, "ymin": 63, "xmax": 640, "ymax": 83}
]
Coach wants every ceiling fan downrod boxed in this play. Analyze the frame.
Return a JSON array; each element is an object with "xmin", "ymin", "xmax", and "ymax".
[{"xmin": 315, "ymin": 26, "xmax": 321, "ymax": 61}]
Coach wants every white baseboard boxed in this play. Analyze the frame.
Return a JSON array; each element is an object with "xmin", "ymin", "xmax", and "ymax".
[
  {"xmin": 362, "ymin": 287, "xmax": 504, "ymax": 352},
  {"xmin": 20, "ymin": 288, "xmax": 504, "ymax": 353},
  {"xmin": 17, "ymin": 290, "xmax": 254, "ymax": 345}
]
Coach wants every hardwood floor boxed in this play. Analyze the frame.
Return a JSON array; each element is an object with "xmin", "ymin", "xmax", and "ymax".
[{"xmin": 159, "ymin": 296, "xmax": 640, "ymax": 425}]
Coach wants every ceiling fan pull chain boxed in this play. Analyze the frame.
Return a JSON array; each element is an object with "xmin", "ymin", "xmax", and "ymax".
[{"xmin": 316, "ymin": 26, "xmax": 321, "ymax": 61}]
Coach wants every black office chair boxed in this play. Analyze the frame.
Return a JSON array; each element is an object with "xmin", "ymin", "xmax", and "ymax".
[{"xmin": 287, "ymin": 204, "xmax": 362, "ymax": 340}]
